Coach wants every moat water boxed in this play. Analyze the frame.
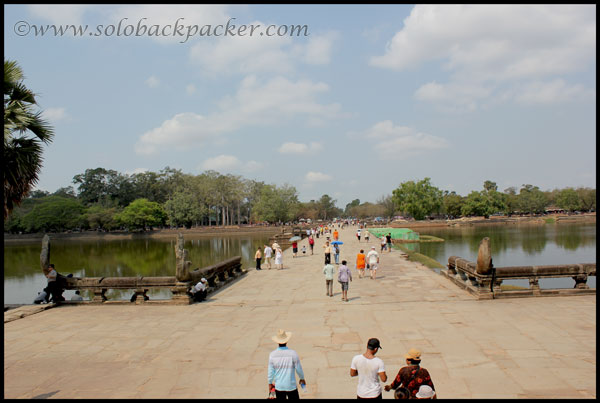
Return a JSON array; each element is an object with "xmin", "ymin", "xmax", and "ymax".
[{"xmin": 4, "ymin": 223, "xmax": 596, "ymax": 304}]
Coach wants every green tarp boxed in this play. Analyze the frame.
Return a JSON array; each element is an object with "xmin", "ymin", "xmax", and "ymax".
[{"xmin": 366, "ymin": 227, "xmax": 419, "ymax": 240}]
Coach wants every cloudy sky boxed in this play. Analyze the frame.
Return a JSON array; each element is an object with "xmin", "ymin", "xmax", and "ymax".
[{"xmin": 4, "ymin": 4, "xmax": 596, "ymax": 207}]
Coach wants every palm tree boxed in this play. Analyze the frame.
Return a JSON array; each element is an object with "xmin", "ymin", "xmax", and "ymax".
[{"xmin": 4, "ymin": 59, "xmax": 54, "ymax": 218}]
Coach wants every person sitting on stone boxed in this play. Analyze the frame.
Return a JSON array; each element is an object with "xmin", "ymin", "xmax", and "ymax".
[{"xmin": 190, "ymin": 278, "xmax": 208, "ymax": 302}]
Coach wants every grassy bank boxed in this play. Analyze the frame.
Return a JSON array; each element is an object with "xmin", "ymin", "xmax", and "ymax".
[{"xmin": 394, "ymin": 244, "xmax": 445, "ymax": 269}]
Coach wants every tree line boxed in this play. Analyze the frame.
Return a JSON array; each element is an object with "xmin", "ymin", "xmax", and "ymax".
[
  {"xmin": 392, "ymin": 178, "xmax": 595, "ymax": 220},
  {"xmin": 4, "ymin": 168, "xmax": 595, "ymax": 234},
  {"xmin": 4, "ymin": 167, "xmax": 347, "ymax": 233}
]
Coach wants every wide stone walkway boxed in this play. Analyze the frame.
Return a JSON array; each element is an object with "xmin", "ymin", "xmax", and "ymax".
[{"xmin": 4, "ymin": 226, "xmax": 596, "ymax": 399}]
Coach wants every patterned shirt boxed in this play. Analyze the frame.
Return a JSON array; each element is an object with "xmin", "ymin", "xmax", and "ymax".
[
  {"xmin": 268, "ymin": 347, "xmax": 305, "ymax": 392},
  {"xmin": 389, "ymin": 365, "xmax": 435, "ymax": 398}
]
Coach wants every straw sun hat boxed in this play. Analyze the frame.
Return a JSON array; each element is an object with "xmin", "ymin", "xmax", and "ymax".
[
  {"xmin": 405, "ymin": 348, "xmax": 421, "ymax": 360},
  {"xmin": 272, "ymin": 329, "xmax": 292, "ymax": 344}
]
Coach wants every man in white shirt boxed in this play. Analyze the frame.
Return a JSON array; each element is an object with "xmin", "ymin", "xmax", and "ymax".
[
  {"xmin": 366, "ymin": 246, "xmax": 380, "ymax": 280},
  {"xmin": 350, "ymin": 338, "xmax": 387, "ymax": 398},
  {"xmin": 264, "ymin": 244, "xmax": 273, "ymax": 269},
  {"xmin": 190, "ymin": 278, "xmax": 208, "ymax": 302}
]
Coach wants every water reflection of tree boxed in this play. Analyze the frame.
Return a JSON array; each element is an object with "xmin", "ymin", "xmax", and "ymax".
[
  {"xmin": 519, "ymin": 225, "xmax": 547, "ymax": 255},
  {"xmin": 463, "ymin": 226, "xmax": 519, "ymax": 257},
  {"xmin": 553, "ymin": 225, "xmax": 587, "ymax": 251}
]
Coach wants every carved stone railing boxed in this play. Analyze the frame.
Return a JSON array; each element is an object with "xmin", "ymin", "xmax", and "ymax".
[
  {"xmin": 441, "ymin": 237, "xmax": 596, "ymax": 299},
  {"xmin": 40, "ymin": 233, "xmax": 245, "ymax": 305}
]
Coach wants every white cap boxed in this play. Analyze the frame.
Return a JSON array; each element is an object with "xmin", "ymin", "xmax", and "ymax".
[
  {"xmin": 201, "ymin": 278, "xmax": 207, "ymax": 282},
  {"xmin": 416, "ymin": 385, "xmax": 435, "ymax": 399}
]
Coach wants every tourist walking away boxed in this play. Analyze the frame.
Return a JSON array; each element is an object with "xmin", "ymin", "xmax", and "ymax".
[
  {"xmin": 71, "ymin": 290, "xmax": 83, "ymax": 301},
  {"xmin": 275, "ymin": 247, "xmax": 284, "ymax": 270},
  {"xmin": 367, "ymin": 247, "xmax": 379, "ymax": 279},
  {"xmin": 334, "ymin": 244, "xmax": 341, "ymax": 264},
  {"xmin": 268, "ymin": 329, "xmax": 306, "ymax": 399},
  {"xmin": 292, "ymin": 241, "xmax": 298, "ymax": 258},
  {"xmin": 323, "ymin": 262, "xmax": 335, "ymax": 297},
  {"xmin": 386, "ymin": 233, "xmax": 392, "ymax": 252},
  {"xmin": 264, "ymin": 244, "xmax": 273, "ymax": 269},
  {"xmin": 380, "ymin": 236, "xmax": 387, "ymax": 252},
  {"xmin": 255, "ymin": 247, "xmax": 263, "ymax": 270},
  {"xmin": 338, "ymin": 260, "xmax": 352, "ymax": 302},
  {"xmin": 364, "ymin": 230, "xmax": 370, "ymax": 243},
  {"xmin": 308, "ymin": 236, "xmax": 315, "ymax": 255},
  {"xmin": 356, "ymin": 249, "xmax": 366, "ymax": 279},
  {"xmin": 189, "ymin": 278, "xmax": 209, "ymax": 302},
  {"xmin": 356, "ymin": 228, "xmax": 361, "ymax": 242},
  {"xmin": 350, "ymin": 338, "xmax": 387, "ymax": 399},
  {"xmin": 323, "ymin": 241, "xmax": 332, "ymax": 264},
  {"xmin": 384, "ymin": 348, "xmax": 435, "ymax": 399}
]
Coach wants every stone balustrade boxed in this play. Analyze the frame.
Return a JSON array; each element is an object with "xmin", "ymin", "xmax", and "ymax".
[
  {"xmin": 441, "ymin": 238, "xmax": 596, "ymax": 299},
  {"xmin": 40, "ymin": 233, "xmax": 245, "ymax": 305}
]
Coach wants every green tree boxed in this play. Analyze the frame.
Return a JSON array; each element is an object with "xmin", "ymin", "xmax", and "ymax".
[
  {"xmin": 317, "ymin": 194, "xmax": 338, "ymax": 220},
  {"xmin": 483, "ymin": 180, "xmax": 498, "ymax": 192},
  {"xmin": 344, "ymin": 199, "xmax": 360, "ymax": 216},
  {"xmin": 114, "ymin": 198, "xmax": 166, "ymax": 231},
  {"xmin": 517, "ymin": 184, "xmax": 548, "ymax": 214},
  {"xmin": 4, "ymin": 59, "xmax": 54, "ymax": 218},
  {"xmin": 442, "ymin": 191, "xmax": 464, "ymax": 218},
  {"xmin": 164, "ymin": 189, "xmax": 206, "ymax": 228},
  {"xmin": 21, "ymin": 195, "xmax": 85, "ymax": 233},
  {"xmin": 84, "ymin": 204, "xmax": 121, "ymax": 231},
  {"xmin": 576, "ymin": 187, "xmax": 596, "ymax": 212},
  {"xmin": 461, "ymin": 183, "xmax": 506, "ymax": 218},
  {"xmin": 391, "ymin": 177, "xmax": 442, "ymax": 220},
  {"xmin": 555, "ymin": 188, "xmax": 581, "ymax": 212},
  {"xmin": 502, "ymin": 187, "xmax": 519, "ymax": 216},
  {"xmin": 377, "ymin": 195, "xmax": 397, "ymax": 219},
  {"xmin": 252, "ymin": 184, "xmax": 300, "ymax": 223}
]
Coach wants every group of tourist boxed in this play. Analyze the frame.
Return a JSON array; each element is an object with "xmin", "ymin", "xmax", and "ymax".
[
  {"xmin": 268, "ymin": 329, "xmax": 436, "ymax": 399},
  {"xmin": 255, "ymin": 242, "xmax": 284, "ymax": 271}
]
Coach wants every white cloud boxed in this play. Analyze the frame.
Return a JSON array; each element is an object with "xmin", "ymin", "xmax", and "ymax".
[
  {"xmin": 41, "ymin": 107, "xmax": 69, "ymax": 122},
  {"xmin": 135, "ymin": 76, "xmax": 344, "ymax": 155},
  {"xmin": 199, "ymin": 155, "xmax": 263, "ymax": 173},
  {"xmin": 135, "ymin": 112, "xmax": 216, "ymax": 155},
  {"xmin": 278, "ymin": 141, "xmax": 323, "ymax": 154},
  {"xmin": 186, "ymin": 84, "xmax": 197, "ymax": 95},
  {"xmin": 200, "ymin": 155, "xmax": 241, "ymax": 171},
  {"xmin": 365, "ymin": 120, "xmax": 449, "ymax": 159},
  {"xmin": 145, "ymin": 75, "xmax": 160, "ymax": 88},
  {"xmin": 305, "ymin": 171, "xmax": 332, "ymax": 183},
  {"xmin": 302, "ymin": 32, "xmax": 338, "ymax": 65},
  {"xmin": 371, "ymin": 5, "xmax": 596, "ymax": 109},
  {"xmin": 190, "ymin": 29, "xmax": 338, "ymax": 75},
  {"xmin": 512, "ymin": 79, "xmax": 595, "ymax": 105},
  {"xmin": 279, "ymin": 142, "xmax": 308, "ymax": 154}
]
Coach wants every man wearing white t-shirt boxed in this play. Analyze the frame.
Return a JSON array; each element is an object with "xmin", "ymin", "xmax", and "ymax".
[
  {"xmin": 366, "ymin": 247, "xmax": 380, "ymax": 280},
  {"xmin": 350, "ymin": 338, "xmax": 387, "ymax": 399},
  {"xmin": 264, "ymin": 244, "xmax": 273, "ymax": 269}
]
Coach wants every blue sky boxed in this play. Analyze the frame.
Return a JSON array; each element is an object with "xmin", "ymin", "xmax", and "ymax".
[{"xmin": 4, "ymin": 4, "xmax": 596, "ymax": 207}]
